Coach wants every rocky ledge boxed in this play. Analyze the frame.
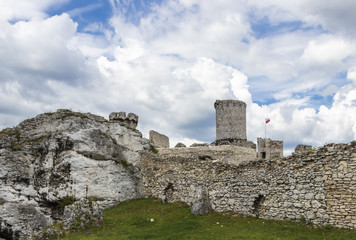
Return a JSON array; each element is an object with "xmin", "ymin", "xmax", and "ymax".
[{"xmin": 0, "ymin": 109, "xmax": 150, "ymax": 239}]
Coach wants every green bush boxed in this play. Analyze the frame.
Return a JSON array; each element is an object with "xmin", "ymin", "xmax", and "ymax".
[
  {"xmin": 58, "ymin": 196, "xmax": 76, "ymax": 210},
  {"xmin": 149, "ymin": 146, "xmax": 159, "ymax": 154}
]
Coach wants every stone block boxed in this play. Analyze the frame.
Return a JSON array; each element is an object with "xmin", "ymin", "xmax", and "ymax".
[
  {"xmin": 149, "ymin": 130, "xmax": 169, "ymax": 148},
  {"xmin": 191, "ymin": 187, "xmax": 211, "ymax": 215}
]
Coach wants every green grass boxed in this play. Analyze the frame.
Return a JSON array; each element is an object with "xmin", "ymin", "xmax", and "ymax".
[{"xmin": 61, "ymin": 198, "xmax": 356, "ymax": 240}]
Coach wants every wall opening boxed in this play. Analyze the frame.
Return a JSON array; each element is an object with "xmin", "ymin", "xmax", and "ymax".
[
  {"xmin": 261, "ymin": 152, "xmax": 266, "ymax": 159},
  {"xmin": 163, "ymin": 183, "xmax": 174, "ymax": 203},
  {"xmin": 252, "ymin": 195, "xmax": 265, "ymax": 217}
]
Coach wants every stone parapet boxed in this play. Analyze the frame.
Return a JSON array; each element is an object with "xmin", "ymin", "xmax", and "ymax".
[{"xmin": 213, "ymin": 138, "xmax": 256, "ymax": 149}]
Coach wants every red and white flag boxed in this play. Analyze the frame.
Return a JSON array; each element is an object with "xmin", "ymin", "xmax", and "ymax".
[{"xmin": 265, "ymin": 118, "xmax": 270, "ymax": 124}]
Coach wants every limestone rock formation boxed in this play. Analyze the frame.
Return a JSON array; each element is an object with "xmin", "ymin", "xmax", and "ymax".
[
  {"xmin": 0, "ymin": 109, "xmax": 150, "ymax": 239},
  {"xmin": 62, "ymin": 199, "xmax": 102, "ymax": 230}
]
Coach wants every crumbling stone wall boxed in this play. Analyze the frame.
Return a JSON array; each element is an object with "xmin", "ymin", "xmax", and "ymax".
[
  {"xmin": 320, "ymin": 143, "xmax": 356, "ymax": 228},
  {"xmin": 141, "ymin": 141, "xmax": 356, "ymax": 229},
  {"xmin": 257, "ymin": 138, "xmax": 283, "ymax": 159},
  {"xmin": 294, "ymin": 144, "xmax": 313, "ymax": 155}
]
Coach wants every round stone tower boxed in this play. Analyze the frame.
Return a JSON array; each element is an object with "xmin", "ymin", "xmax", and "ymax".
[{"xmin": 214, "ymin": 99, "xmax": 247, "ymax": 141}]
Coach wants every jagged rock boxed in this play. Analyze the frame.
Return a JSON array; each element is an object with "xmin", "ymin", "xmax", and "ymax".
[
  {"xmin": 63, "ymin": 199, "xmax": 103, "ymax": 231},
  {"xmin": 0, "ymin": 109, "xmax": 150, "ymax": 239},
  {"xmin": 32, "ymin": 228, "xmax": 64, "ymax": 240},
  {"xmin": 191, "ymin": 187, "xmax": 211, "ymax": 215},
  {"xmin": 174, "ymin": 142, "xmax": 186, "ymax": 148}
]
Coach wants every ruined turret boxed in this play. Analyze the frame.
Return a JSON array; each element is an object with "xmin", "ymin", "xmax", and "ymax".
[
  {"xmin": 257, "ymin": 137, "xmax": 283, "ymax": 159},
  {"xmin": 214, "ymin": 99, "xmax": 247, "ymax": 141},
  {"xmin": 214, "ymin": 99, "xmax": 255, "ymax": 149},
  {"xmin": 109, "ymin": 112, "xmax": 138, "ymax": 129}
]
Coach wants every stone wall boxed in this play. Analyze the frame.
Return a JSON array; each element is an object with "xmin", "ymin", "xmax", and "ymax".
[
  {"xmin": 257, "ymin": 138, "xmax": 283, "ymax": 159},
  {"xmin": 141, "ymin": 141, "xmax": 356, "ymax": 229},
  {"xmin": 320, "ymin": 143, "xmax": 356, "ymax": 228},
  {"xmin": 157, "ymin": 145, "xmax": 256, "ymax": 165},
  {"xmin": 294, "ymin": 144, "xmax": 313, "ymax": 155}
]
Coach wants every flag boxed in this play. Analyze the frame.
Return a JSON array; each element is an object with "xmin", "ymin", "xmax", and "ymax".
[{"xmin": 265, "ymin": 118, "xmax": 270, "ymax": 124}]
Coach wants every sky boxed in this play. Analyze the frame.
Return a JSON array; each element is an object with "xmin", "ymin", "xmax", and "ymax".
[{"xmin": 1, "ymin": 0, "xmax": 356, "ymax": 155}]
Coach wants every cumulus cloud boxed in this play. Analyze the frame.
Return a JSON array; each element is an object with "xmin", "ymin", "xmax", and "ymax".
[
  {"xmin": 248, "ymin": 0, "xmax": 356, "ymax": 36},
  {"xmin": 300, "ymin": 35, "xmax": 352, "ymax": 67},
  {"xmin": 1, "ymin": 0, "xmax": 356, "ymax": 155},
  {"xmin": 0, "ymin": 0, "xmax": 69, "ymax": 21},
  {"xmin": 96, "ymin": 46, "xmax": 250, "ymax": 144},
  {"xmin": 0, "ymin": 13, "xmax": 100, "ymax": 125}
]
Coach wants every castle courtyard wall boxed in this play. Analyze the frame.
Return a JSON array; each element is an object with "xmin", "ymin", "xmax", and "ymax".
[{"xmin": 141, "ymin": 142, "xmax": 356, "ymax": 229}]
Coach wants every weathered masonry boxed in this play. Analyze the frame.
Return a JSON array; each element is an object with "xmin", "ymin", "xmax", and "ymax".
[
  {"xmin": 215, "ymin": 99, "xmax": 247, "ymax": 141},
  {"xmin": 149, "ymin": 130, "xmax": 170, "ymax": 148},
  {"xmin": 141, "ymin": 142, "xmax": 356, "ymax": 229},
  {"xmin": 257, "ymin": 137, "xmax": 283, "ymax": 160}
]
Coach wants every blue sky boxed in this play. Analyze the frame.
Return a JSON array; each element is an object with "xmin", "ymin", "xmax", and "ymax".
[
  {"xmin": 48, "ymin": 0, "xmax": 113, "ymax": 29},
  {"xmin": 1, "ymin": 0, "xmax": 356, "ymax": 154}
]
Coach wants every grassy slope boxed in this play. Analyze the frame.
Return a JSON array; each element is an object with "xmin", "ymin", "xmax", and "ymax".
[{"xmin": 62, "ymin": 198, "xmax": 356, "ymax": 240}]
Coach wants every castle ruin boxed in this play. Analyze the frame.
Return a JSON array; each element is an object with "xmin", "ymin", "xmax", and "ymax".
[
  {"xmin": 215, "ymin": 99, "xmax": 247, "ymax": 141},
  {"xmin": 109, "ymin": 111, "xmax": 138, "ymax": 129},
  {"xmin": 141, "ymin": 99, "xmax": 356, "ymax": 229},
  {"xmin": 257, "ymin": 137, "xmax": 283, "ymax": 160},
  {"xmin": 0, "ymin": 102, "xmax": 355, "ymax": 239},
  {"xmin": 214, "ymin": 99, "xmax": 257, "ymax": 149}
]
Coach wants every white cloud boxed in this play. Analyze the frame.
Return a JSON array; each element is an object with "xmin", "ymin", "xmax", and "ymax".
[
  {"xmin": 1, "ymin": 0, "xmax": 356, "ymax": 155},
  {"xmin": 300, "ymin": 35, "xmax": 352, "ymax": 66},
  {"xmin": 66, "ymin": 3, "xmax": 102, "ymax": 18},
  {"xmin": 0, "ymin": 0, "xmax": 69, "ymax": 21},
  {"xmin": 0, "ymin": 14, "xmax": 86, "ymax": 82},
  {"xmin": 247, "ymin": 0, "xmax": 356, "ymax": 36},
  {"xmin": 0, "ymin": 13, "xmax": 101, "ymax": 126},
  {"xmin": 347, "ymin": 68, "xmax": 356, "ymax": 84}
]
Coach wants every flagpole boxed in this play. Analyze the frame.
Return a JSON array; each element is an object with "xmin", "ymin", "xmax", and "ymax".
[{"xmin": 265, "ymin": 118, "xmax": 270, "ymax": 139}]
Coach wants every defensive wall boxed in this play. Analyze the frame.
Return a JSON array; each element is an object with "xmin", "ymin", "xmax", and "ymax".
[
  {"xmin": 115, "ymin": 100, "xmax": 355, "ymax": 229},
  {"xmin": 141, "ymin": 141, "xmax": 356, "ymax": 229}
]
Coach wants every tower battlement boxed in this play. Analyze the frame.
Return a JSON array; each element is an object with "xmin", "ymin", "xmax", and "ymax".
[{"xmin": 109, "ymin": 112, "xmax": 138, "ymax": 129}]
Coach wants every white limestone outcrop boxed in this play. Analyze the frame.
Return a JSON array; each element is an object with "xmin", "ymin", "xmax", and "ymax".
[{"xmin": 0, "ymin": 109, "xmax": 150, "ymax": 239}]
